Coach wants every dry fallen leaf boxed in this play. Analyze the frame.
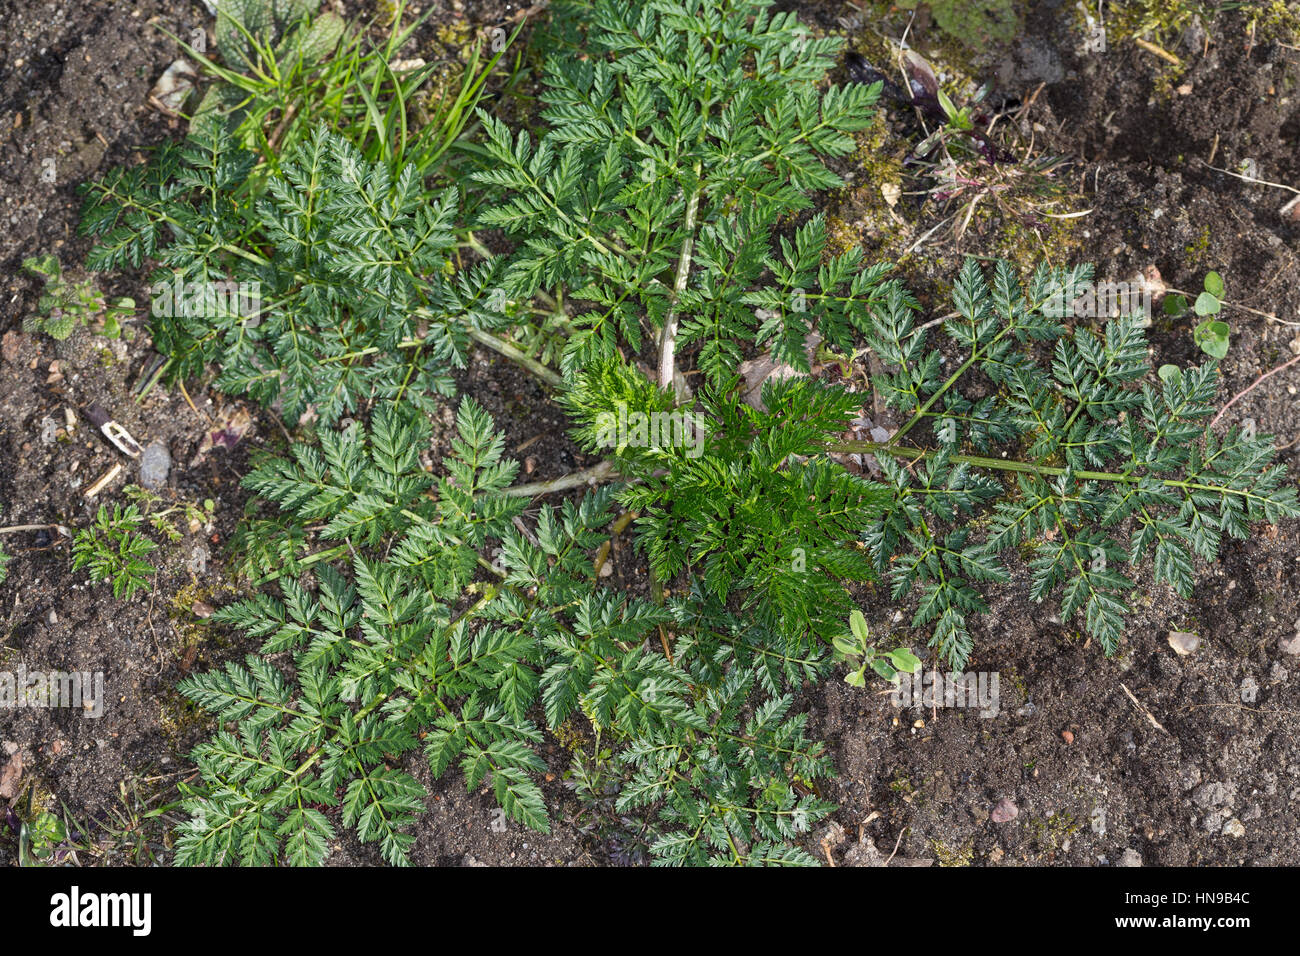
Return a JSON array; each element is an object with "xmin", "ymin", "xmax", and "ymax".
[
  {"xmin": 150, "ymin": 58, "xmax": 196, "ymax": 114},
  {"xmin": 191, "ymin": 405, "xmax": 254, "ymax": 466},
  {"xmin": 0, "ymin": 751, "xmax": 23, "ymax": 800},
  {"xmin": 736, "ymin": 333, "xmax": 822, "ymax": 410}
]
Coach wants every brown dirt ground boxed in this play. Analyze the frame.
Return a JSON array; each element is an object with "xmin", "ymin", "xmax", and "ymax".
[{"xmin": 1, "ymin": 0, "xmax": 1298, "ymax": 867}]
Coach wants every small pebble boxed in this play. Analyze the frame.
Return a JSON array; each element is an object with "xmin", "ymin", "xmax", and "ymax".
[
  {"xmin": 1280, "ymin": 624, "xmax": 1300, "ymax": 656},
  {"xmin": 991, "ymin": 796, "xmax": 1019, "ymax": 824},
  {"xmin": 139, "ymin": 440, "xmax": 172, "ymax": 489}
]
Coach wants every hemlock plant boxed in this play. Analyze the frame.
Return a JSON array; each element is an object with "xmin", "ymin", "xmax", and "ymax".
[
  {"xmin": 176, "ymin": 402, "xmax": 836, "ymax": 865},
  {"xmin": 74, "ymin": 0, "xmax": 1298, "ymax": 865},
  {"xmin": 76, "ymin": 0, "xmax": 517, "ymax": 424}
]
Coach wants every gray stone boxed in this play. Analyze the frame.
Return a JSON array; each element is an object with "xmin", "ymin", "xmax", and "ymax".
[
  {"xmin": 1192, "ymin": 781, "xmax": 1233, "ymax": 809},
  {"xmin": 991, "ymin": 796, "xmax": 1019, "ymax": 824},
  {"xmin": 187, "ymin": 543, "xmax": 209, "ymax": 575},
  {"xmin": 1090, "ymin": 807, "xmax": 1107, "ymax": 837},
  {"xmin": 817, "ymin": 821, "xmax": 847, "ymax": 850},
  {"xmin": 139, "ymin": 440, "xmax": 172, "ymax": 489},
  {"xmin": 842, "ymin": 839, "xmax": 886, "ymax": 867}
]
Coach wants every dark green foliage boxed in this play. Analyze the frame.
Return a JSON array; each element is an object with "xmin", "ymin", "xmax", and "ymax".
[
  {"xmin": 563, "ymin": 360, "xmax": 891, "ymax": 649},
  {"xmin": 471, "ymin": 0, "xmax": 901, "ymax": 671},
  {"xmin": 73, "ymin": 0, "xmax": 1300, "ymax": 868},
  {"xmin": 71, "ymin": 505, "xmax": 158, "ymax": 601},
  {"xmin": 473, "ymin": 0, "xmax": 886, "ymax": 383},
  {"xmin": 860, "ymin": 260, "xmax": 1299, "ymax": 666},
  {"xmin": 178, "ymin": 400, "xmax": 832, "ymax": 865},
  {"xmin": 79, "ymin": 127, "xmax": 476, "ymax": 424}
]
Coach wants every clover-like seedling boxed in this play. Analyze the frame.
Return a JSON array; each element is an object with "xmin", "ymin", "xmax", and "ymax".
[
  {"xmin": 1192, "ymin": 271, "xmax": 1229, "ymax": 358},
  {"xmin": 1165, "ymin": 271, "xmax": 1229, "ymax": 359}
]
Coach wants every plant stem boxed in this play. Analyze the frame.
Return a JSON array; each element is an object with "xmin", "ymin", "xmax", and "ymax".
[
  {"xmin": 657, "ymin": 166, "xmax": 702, "ymax": 398},
  {"xmin": 503, "ymin": 460, "xmax": 617, "ymax": 497},
  {"xmin": 828, "ymin": 440, "xmax": 1281, "ymax": 502},
  {"xmin": 466, "ymin": 326, "xmax": 564, "ymax": 388},
  {"xmin": 889, "ymin": 323, "xmax": 1012, "ymax": 444}
]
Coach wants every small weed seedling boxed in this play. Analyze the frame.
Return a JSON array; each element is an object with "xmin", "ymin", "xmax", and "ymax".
[
  {"xmin": 834, "ymin": 610, "xmax": 923, "ymax": 687},
  {"xmin": 22, "ymin": 255, "xmax": 134, "ymax": 340},
  {"xmin": 72, "ymin": 504, "xmax": 158, "ymax": 601},
  {"xmin": 1164, "ymin": 271, "xmax": 1229, "ymax": 359},
  {"xmin": 848, "ymin": 46, "xmax": 1073, "ymax": 241},
  {"xmin": 123, "ymin": 485, "xmax": 216, "ymax": 543},
  {"xmin": 178, "ymin": 0, "xmax": 515, "ymax": 180}
]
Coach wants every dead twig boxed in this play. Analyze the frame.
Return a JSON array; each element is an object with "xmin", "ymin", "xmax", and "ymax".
[
  {"xmin": 1120, "ymin": 682, "xmax": 1170, "ymax": 735},
  {"xmin": 176, "ymin": 378, "xmax": 212, "ymax": 425},
  {"xmin": 1185, "ymin": 702, "xmax": 1300, "ymax": 718},
  {"xmin": 882, "ymin": 826, "xmax": 908, "ymax": 866},
  {"xmin": 1209, "ymin": 352, "xmax": 1300, "ymax": 428},
  {"xmin": 504, "ymin": 460, "xmax": 617, "ymax": 497},
  {"xmin": 1133, "ymin": 37, "xmax": 1181, "ymax": 66},
  {"xmin": 0, "ymin": 524, "xmax": 68, "ymax": 535},
  {"xmin": 1198, "ymin": 160, "xmax": 1300, "ymax": 195},
  {"xmin": 821, "ymin": 839, "xmax": 837, "ymax": 867},
  {"xmin": 85, "ymin": 463, "xmax": 124, "ymax": 499}
]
